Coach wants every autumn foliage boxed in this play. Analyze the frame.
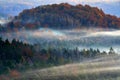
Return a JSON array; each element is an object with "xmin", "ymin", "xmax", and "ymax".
[{"xmin": 6, "ymin": 3, "xmax": 120, "ymax": 30}]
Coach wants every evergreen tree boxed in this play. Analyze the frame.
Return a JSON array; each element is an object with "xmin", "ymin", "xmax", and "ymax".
[{"xmin": 109, "ymin": 47, "xmax": 115, "ymax": 54}]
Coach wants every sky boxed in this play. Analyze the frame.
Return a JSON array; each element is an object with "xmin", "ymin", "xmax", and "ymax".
[
  {"xmin": 0, "ymin": 0, "xmax": 120, "ymax": 17},
  {"xmin": 0, "ymin": 0, "xmax": 119, "ymax": 5},
  {"xmin": 0, "ymin": 0, "xmax": 119, "ymax": 3}
]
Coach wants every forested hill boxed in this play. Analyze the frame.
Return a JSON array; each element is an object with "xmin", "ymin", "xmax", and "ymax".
[{"xmin": 7, "ymin": 3, "xmax": 120, "ymax": 30}]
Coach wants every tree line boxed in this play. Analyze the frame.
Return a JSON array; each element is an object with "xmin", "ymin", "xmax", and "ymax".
[{"xmin": 0, "ymin": 38, "xmax": 116, "ymax": 74}]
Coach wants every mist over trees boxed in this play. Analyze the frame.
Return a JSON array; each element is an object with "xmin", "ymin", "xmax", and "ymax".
[{"xmin": 0, "ymin": 37, "xmax": 116, "ymax": 74}]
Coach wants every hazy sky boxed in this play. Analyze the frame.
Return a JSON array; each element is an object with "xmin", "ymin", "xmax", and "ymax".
[
  {"xmin": 0, "ymin": 0, "xmax": 119, "ymax": 4},
  {"xmin": 0, "ymin": 0, "xmax": 119, "ymax": 6},
  {"xmin": 0, "ymin": 0, "xmax": 120, "ymax": 17}
]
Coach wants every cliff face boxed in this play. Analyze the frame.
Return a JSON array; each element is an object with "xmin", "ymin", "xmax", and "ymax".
[{"xmin": 7, "ymin": 3, "xmax": 120, "ymax": 29}]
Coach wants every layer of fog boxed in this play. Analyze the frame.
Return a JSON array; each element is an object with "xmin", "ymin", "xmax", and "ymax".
[
  {"xmin": 0, "ymin": 17, "xmax": 12, "ymax": 26},
  {"xmin": 15, "ymin": 54, "xmax": 120, "ymax": 80},
  {"xmin": 0, "ymin": 28, "xmax": 120, "ymax": 52}
]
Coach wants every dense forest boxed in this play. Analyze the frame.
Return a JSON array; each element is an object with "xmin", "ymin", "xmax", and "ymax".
[
  {"xmin": 5, "ymin": 3, "xmax": 120, "ymax": 31},
  {"xmin": 0, "ymin": 37, "xmax": 116, "ymax": 74}
]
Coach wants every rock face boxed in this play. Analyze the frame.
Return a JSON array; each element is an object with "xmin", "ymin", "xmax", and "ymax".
[{"xmin": 7, "ymin": 3, "xmax": 120, "ymax": 29}]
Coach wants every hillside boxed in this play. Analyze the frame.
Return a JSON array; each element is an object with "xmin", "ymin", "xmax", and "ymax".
[
  {"xmin": 5, "ymin": 55, "xmax": 120, "ymax": 80},
  {"xmin": 7, "ymin": 3, "xmax": 120, "ymax": 30},
  {"xmin": 0, "ymin": 37, "xmax": 115, "ymax": 75}
]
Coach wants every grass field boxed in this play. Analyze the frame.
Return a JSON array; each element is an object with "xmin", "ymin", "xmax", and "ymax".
[{"xmin": 4, "ymin": 55, "xmax": 120, "ymax": 80}]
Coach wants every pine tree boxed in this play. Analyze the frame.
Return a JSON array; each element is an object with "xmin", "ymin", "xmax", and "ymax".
[{"xmin": 109, "ymin": 47, "xmax": 115, "ymax": 55}]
